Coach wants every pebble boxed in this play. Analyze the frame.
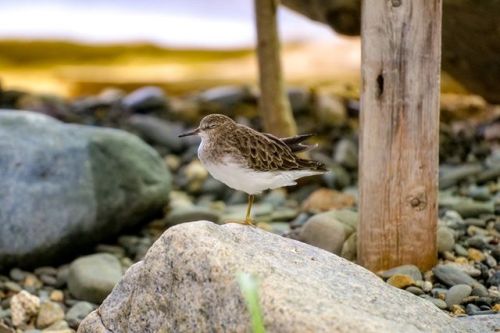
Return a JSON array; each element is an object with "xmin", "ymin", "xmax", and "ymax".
[
  {"xmin": 302, "ymin": 188, "xmax": 355, "ymax": 213},
  {"xmin": 451, "ymin": 304, "xmax": 465, "ymax": 315},
  {"xmin": 406, "ymin": 286, "xmax": 424, "ymax": 296},
  {"xmin": 33, "ymin": 267, "xmax": 58, "ymax": 277},
  {"xmin": 437, "ymin": 227, "xmax": 455, "ymax": 253},
  {"xmin": 49, "ymin": 290, "xmax": 64, "ymax": 303},
  {"xmin": 299, "ymin": 214, "xmax": 351, "ymax": 255},
  {"xmin": 65, "ymin": 302, "xmax": 94, "ymax": 329},
  {"xmin": 387, "ymin": 274, "xmax": 415, "ymax": 289},
  {"xmin": 453, "ymin": 244, "xmax": 469, "ymax": 257},
  {"xmin": 466, "ymin": 303, "xmax": 481, "ymax": 315},
  {"xmin": 122, "ymin": 86, "xmax": 168, "ymax": 112},
  {"xmin": 445, "ymin": 284, "xmax": 472, "ymax": 308},
  {"xmin": 10, "ymin": 290, "xmax": 40, "ymax": 327},
  {"xmin": 36, "ymin": 301, "xmax": 65, "ymax": 329},
  {"xmin": 487, "ymin": 271, "xmax": 500, "ymax": 287},
  {"xmin": 4, "ymin": 282, "xmax": 22, "ymax": 293},
  {"xmin": 421, "ymin": 295, "xmax": 447, "ymax": 309},
  {"xmin": 67, "ymin": 253, "xmax": 122, "ymax": 303},
  {"xmin": 9, "ymin": 269, "xmax": 27, "ymax": 282},
  {"xmin": 340, "ymin": 232, "xmax": 357, "ymax": 261},
  {"xmin": 95, "ymin": 245, "xmax": 126, "ymax": 258},
  {"xmin": 380, "ymin": 265, "xmax": 423, "ymax": 282},
  {"xmin": 433, "ymin": 264, "xmax": 479, "ymax": 286},
  {"xmin": 468, "ymin": 248, "xmax": 485, "ymax": 262},
  {"xmin": 166, "ymin": 206, "xmax": 221, "ymax": 226}
]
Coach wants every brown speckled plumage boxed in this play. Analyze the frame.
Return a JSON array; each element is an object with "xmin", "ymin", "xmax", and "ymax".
[{"xmin": 197, "ymin": 114, "xmax": 326, "ymax": 172}]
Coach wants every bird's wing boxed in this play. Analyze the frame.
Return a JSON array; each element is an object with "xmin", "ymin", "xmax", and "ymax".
[
  {"xmin": 231, "ymin": 126, "xmax": 326, "ymax": 172},
  {"xmin": 265, "ymin": 133, "xmax": 317, "ymax": 153}
]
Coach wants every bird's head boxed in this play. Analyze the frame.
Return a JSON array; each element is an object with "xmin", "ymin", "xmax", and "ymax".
[{"xmin": 178, "ymin": 114, "xmax": 235, "ymax": 138}]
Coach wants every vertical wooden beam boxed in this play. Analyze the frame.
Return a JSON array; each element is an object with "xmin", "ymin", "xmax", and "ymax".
[
  {"xmin": 255, "ymin": 0, "xmax": 297, "ymax": 137},
  {"xmin": 358, "ymin": 0, "xmax": 442, "ymax": 271}
]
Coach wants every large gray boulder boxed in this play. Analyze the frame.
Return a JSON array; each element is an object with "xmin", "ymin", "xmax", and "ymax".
[
  {"xmin": 0, "ymin": 110, "xmax": 171, "ymax": 269},
  {"xmin": 78, "ymin": 221, "xmax": 486, "ymax": 333}
]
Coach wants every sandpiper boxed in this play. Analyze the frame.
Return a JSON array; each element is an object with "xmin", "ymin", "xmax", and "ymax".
[{"xmin": 179, "ymin": 114, "xmax": 326, "ymax": 225}]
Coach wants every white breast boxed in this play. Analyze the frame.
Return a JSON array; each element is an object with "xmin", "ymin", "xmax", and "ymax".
[{"xmin": 198, "ymin": 138, "xmax": 322, "ymax": 195}]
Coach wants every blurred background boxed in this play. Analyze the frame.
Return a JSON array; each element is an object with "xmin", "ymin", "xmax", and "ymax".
[{"xmin": 0, "ymin": 0, "xmax": 361, "ymax": 97}]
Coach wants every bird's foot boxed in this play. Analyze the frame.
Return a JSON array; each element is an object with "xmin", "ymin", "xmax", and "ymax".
[{"xmin": 223, "ymin": 219, "xmax": 256, "ymax": 227}]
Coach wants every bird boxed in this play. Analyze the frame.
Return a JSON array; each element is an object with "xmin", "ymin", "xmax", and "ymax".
[{"xmin": 178, "ymin": 114, "xmax": 327, "ymax": 226}]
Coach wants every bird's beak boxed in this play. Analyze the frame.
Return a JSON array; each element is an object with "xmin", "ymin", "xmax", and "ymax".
[{"xmin": 178, "ymin": 127, "xmax": 200, "ymax": 137}]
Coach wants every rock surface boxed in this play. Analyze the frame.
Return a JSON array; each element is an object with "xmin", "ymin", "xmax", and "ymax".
[
  {"xmin": 78, "ymin": 221, "xmax": 484, "ymax": 333},
  {"xmin": 0, "ymin": 111, "xmax": 171, "ymax": 269}
]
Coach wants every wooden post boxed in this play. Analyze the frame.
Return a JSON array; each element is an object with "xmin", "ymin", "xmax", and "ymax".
[
  {"xmin": 254, "ymin": 0, "xmax": 297, "ymax": 137},
  {"xmin": 358, "ymin": 0, "xmax": 442, "ymax": 271}
]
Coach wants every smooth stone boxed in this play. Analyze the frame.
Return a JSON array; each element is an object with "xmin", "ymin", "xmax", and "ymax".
[
  {"xmin": 313, "ymin": 92, "xmax": 347, "ymax": 127},
  {"xmin": 466, "ymin": 303, "xmax": 481, "ymax": 315},
  {"xmin": 328, "ymin": 209, "xmax": 359, "ymax": 231},
  {"xmin": 43, "ymin": 319, "xmax": 69, "ymax": 331},
  {"xmin": 439, "ymin": 197, "xmax": 494, "ymax": 218},
  {"xmin": 466, "ymin": 236, "xmax": 490, "ymax": 250},
  {"xmin": 302, "ymin": 188, "xmax": 355, "ymax": 213},
  {"xmin": 468, "ymin": 248, "xmax": 485, "ymax": 262},
  {"xmin": 437, "ymin": 227, "xmax": 455, "ymax": 253},
  {"xmin": 68, "ymin": 254, "xmax": 122, "ymax": 303},
  {"xmin": 433, "ymin": 264, "xmax": 480, "ymax": 287},
  {"xmin": 454, "ymin": 244, "xmax": 469, "ymax": 257},
  {"xmin": 224, "ymin": 203, "xmax": 273, "ymax": 218},
  {"xmin": 127, "ymin": 115, "xmax": 185, "ymax": 152},
  {"xmin": 287, "ymin": 87, "xmax": 310, "ymax": 113},
  {"xmin": 65, "ymin": 302, "xmax": 94, "ymax": 329},
  {"xmin": 322, "ymin": 164, "xmax": 351, "ymax": 189},
  {"xmin": 387, "ymin": 274, "xmax": 415, "ymax": 289},
  {"xmin": 0, "ymin": 111, "xmax": 171, "ymax": 269},
  {"xmin": 333, "ymin": 139, "xmax": 357, "ymax": 169},
  {"xmin": 9, "ymin": 268, "xmax": 27, "ymax": 282},
  {"xmin": 197, "ymin": 85, "xmax": 253, "ymax": 112},
  {"xmin": 122, "ymin": 86, "xmax": 168, "ymax": 112},
  {"xmin": 36, "ymin": 301, "xmax": 65, "ymax": 329},
  {"xmin": 421, "ymin": 295, "xmax": 448, "ymax": 310},
  {"xmin": 10, "ymin": 290, "xmax": 40, "ymax": 327},
  {"xmin": 4, "ymin": 281, "xmax": 22, "ymax": 293},
  {"xmin": 439, "ymin": 163, "xmax": 483, "ymax": 189},
  {"xmin": 485, "ymin": 254, "xmax": 497, "ymax": 268},
  {"xmin": 380, "ymin": 265, "xmax": 423, "ymax": 282},
  {"xmin": 406, "ymin": 286, "xmax": 424, "ymax": 296},
  {"xmin": 445, "ymin": 284, "xmax": 472, "ymax": 308},
  {"xmin": 270, "ymin": 208, "xmax": 299, "ymax": 222},
  {"xmin": 340, "ymin": 232, "xmax": 357, "ymax": 261},
  {"xmin": 300, "ymin": 213, "xmax": 354, "ymax": 255},
  {"xmin": 464, "ymin": 218, "xmax": 487, "ymax": 228},
  {"xmin": 166, "ymin": 206, "xmax": 221, "ymax": 226},
  {"xmin": 487, "ymin": 271, "xmax": 500, "ymax": 287},
  {"xmin": 440, "ymin": 210, "xmax": 465, "ymax": 229},
  {"xmin": 261, "ymin": 189, "xmax": 287, "ymax": 207},
  {"xmin": 78, "ymin": 221, "xmax": 478, "ymax": 333}
]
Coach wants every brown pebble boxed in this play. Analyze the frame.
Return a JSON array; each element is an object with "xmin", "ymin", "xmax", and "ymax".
[
  {"xmin": 50, "ymin": 290, "xmax": 64, "ymax": 302},
  {"xmin": 467, "ymin": 248, "xmax": 485, "ymax": 262},
  {"xmin": 387, "ymin": 274, "xmax": 415, "ymax": 289},
  {"xmin": 451, "ymin": 304, "xmax": 465, "ymax": 315}
]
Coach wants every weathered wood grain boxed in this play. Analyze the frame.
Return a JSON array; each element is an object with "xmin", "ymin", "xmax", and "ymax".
[
  {"xmin": 358, "ymin": 0, "xmax": 442, "ymax": 271},
  {"xmin": 255, "ymin": 0, "xmax": 297, "ymax": 137}
]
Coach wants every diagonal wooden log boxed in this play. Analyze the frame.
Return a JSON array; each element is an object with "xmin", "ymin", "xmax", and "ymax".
[{"xmin": 358, "ymin": 0, "xmax": 442, "ymax": 271}]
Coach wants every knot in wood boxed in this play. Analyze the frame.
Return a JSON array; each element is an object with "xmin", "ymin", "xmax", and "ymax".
[
  {"xmin": 406, "ymin": 188, "xmax": 427, "ymax": 211},
  {"xmin": 392, "ymin": 0, "xmax": 402, "ymax": 7}
]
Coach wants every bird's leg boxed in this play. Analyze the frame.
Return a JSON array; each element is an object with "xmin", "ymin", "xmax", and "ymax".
[{"xmin": 244, "ymin": 194, "xmax": 255, "ymax": 226}]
